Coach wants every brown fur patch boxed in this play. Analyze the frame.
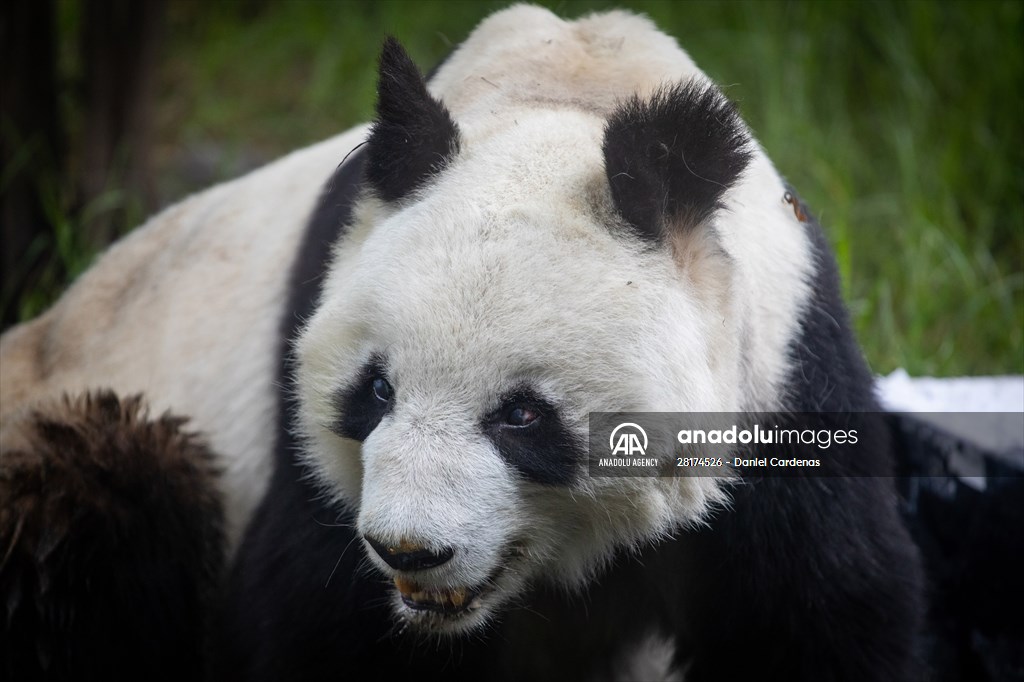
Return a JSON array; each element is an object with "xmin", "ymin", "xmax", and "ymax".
[
  {"xmin": 670, "ymin": 226, "xmax": 740, "ymax": 386},
  {"xmin": 0, "ymin": 390, "xmax": 224, "ymax": 680},
  {"xmin": 670, "ymin": 227, "xmax": 734, "ymax": 312}
]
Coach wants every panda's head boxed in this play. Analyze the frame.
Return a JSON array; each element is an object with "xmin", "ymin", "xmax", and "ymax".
[{"xmin": 296, "ymin": 33, "xmax": 753, "ymax": 634}]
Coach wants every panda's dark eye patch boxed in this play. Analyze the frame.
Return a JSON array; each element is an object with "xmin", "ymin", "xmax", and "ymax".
[
  {"xmin": 331, "ymin": 355, "xmax": 394, "ymax": 441},
  {"xmin": 484, "ymin": 388, "xmax": 581, "ymax": 486}
]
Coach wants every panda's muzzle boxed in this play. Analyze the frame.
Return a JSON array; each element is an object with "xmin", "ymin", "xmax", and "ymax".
[
  {"xmin": 363, "ymin": 535, "xmax": 484, "ymax": 614},
  {"xmin": 365, "ymin": 535, "xmax": 525, "ymax": 624}
]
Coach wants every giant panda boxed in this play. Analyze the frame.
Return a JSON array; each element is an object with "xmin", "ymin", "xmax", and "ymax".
[{"xmin": 0, "ymin": 6, "xmax": 924, "ymax": 681}]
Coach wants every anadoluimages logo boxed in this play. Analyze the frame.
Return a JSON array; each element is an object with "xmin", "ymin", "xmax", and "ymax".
[{"xmin": 609, "ymin": 423, "xmax": 648, "ymax": 456}]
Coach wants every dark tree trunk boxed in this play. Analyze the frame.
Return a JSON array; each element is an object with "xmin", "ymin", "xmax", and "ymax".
[
  {"xmin": 0, "ymin": 0, "xmax": 166, "ymax": 330},
  {"xmin": 0, "ymin": 0, "xmax": 62, "ymax": 329},
  {"xmin": 78, "ymin": 0, "xmax": 165, "ymax": 246}
]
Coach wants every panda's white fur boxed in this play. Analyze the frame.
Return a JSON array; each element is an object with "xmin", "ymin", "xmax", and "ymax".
[{"xmin": 1, "ymin": 6, "xmax": 924, "ymax": 680}]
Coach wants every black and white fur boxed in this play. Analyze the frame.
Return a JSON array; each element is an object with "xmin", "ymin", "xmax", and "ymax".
[
  {"xmin": 0, "ymin": 6, "xmax": 924, "ymax": 681},
  {"xmin": 218, "ymin": 7, "xmax": 923, "ymax": 681}
]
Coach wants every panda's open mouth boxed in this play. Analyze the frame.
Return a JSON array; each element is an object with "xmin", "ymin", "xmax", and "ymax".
[
  {"xmin": 390, "ymin": 542, "xmax": 523, "ymax": 620},
  {"xmin": 393, "ymin": 575, "xmax": 492, "ymax": 615}
]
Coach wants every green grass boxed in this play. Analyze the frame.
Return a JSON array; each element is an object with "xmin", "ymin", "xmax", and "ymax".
[{"xmin": 23, "ymin": 0, "xmax": 1024, "ymax": 376}]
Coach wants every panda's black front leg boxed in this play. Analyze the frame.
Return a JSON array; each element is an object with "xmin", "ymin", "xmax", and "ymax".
[{"xmin": 214, "ymin": 474, "xmax": 385, "ymax": 680}]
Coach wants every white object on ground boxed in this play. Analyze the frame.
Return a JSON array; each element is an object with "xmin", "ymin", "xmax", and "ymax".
[
  {"xmin": 876, "ymin": 369, "xmax": 1024, "ymax": 477},
  {"xmin": 877, "ymin": 368, "xmax": 1024, "ymax": 413}
]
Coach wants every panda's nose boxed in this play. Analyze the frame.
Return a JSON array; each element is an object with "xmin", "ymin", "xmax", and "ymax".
[{"xmin": 364, "ymin": 535, "xmax": 455, "ymax": 572}]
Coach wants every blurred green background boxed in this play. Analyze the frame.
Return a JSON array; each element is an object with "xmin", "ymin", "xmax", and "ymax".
[{"xmin": 2, "ymin": 0, "xmax": 1021, "ymax": 377}]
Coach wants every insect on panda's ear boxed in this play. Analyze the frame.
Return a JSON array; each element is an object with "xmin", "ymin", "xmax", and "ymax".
[
  {"xmin": 603, "ymin": 80, "xmax": 752, "ymax": 242},
  {"xmin": 364, "ymin": 36, "xmax": 462, "ymax": 202}
]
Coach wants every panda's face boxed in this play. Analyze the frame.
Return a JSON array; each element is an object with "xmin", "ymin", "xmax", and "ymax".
[
  {"xmin": 297, "ymin": 118, "xmax": 732, "ymax": 634},
  {"xmin": 295, "ymin": 39, "xmax": 750, "ymax": 634}
]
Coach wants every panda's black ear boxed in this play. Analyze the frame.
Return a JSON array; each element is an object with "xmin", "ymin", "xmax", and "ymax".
[
  {"xmin": 603, "ymin": 81, "xmax": 752, "ymax": 242},
  {"xmin": 365, "ymin": 37, "xmax": 462, "ymax": 202}
]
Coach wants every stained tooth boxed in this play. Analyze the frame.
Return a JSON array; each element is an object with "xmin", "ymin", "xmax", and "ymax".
[
  {"xmin": 394, "ymin": 577, "xmax": 421, "ymax": 596},
  {"xmin": 396, "ymin": 581, "xmax": 475, "ymax": 609}
]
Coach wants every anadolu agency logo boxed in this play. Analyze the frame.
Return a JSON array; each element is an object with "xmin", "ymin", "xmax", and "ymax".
[
  {"xmin": 610, "ymin": 422, "xmax": 648, "ymax": 456},
  {"xmin": 599, "ymin": 423, "xmax": 659, "ymax": 468}
]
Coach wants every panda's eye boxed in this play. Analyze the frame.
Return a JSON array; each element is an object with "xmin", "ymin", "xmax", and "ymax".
[
  {"xmin": 504, "ymin": 405, "xmax": 540, "ymax": 428},
  {"xmin": 484, "ymin": 389, "xmax": 580, "ymax": 486},
  {"xmin": 371, "ymin": 377, "xmax": 393, "ymax": 403},
  {"xmin": 332, "ymin": 356, "xmax": 393, "ymax": 442}
]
